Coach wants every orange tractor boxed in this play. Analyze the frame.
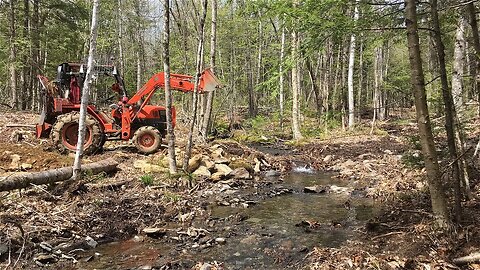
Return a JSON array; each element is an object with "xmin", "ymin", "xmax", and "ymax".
[{"xmin": 36, "ymin": 63, "xmax": 220, "ymax": 154}]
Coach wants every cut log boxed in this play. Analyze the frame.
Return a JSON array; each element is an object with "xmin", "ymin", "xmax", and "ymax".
[
  {"xmin": 453, "ymin": 252, "xmax": 480, "ymax": 265},
  {"xmin": 0, "ymin": 159, "xmax": 118, "ymax": 192}
]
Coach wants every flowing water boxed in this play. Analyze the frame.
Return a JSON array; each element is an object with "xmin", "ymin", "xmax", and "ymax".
[{"xmin": 78, "ymin": 169, "xmax": 378, "ymax": 269}]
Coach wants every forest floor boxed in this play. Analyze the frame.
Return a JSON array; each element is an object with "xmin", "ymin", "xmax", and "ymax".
[{"xmin": 0, "ymin": 110, "xmax": 479, "ymax": 269}]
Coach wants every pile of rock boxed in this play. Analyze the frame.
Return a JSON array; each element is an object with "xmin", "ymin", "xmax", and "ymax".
[{"xmin": 133, "ymin": 143, "xmax": 272, "ymax": 182}]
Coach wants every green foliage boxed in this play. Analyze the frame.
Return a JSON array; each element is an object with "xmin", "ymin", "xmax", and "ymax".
[
  {"xmin": 140, "ymin": 174, "xmax": 154, "ymax": 186},
  {"xmin": 401, "ymin": 152, "xmax": 425, "ymax": 169}
]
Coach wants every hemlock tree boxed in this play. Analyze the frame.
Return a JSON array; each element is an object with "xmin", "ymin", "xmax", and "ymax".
[
  {"xmin": 404, "ymin": 0, "xmax": 449, "ymax": 228},
  {"xmin": 72, "ymin": 0, "xmax": 100, "ymax": 181},
  {"xmin": 163, "ymin": 0, "xmax": 177, "ymax": 174}
]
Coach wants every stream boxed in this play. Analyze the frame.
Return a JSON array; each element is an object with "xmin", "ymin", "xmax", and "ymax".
[{"xmin": 75, "ymin": 165, "xmax": 378, "ymax": 270}]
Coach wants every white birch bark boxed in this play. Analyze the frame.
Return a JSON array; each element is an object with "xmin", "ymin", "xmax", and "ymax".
[
  {"xmin": 347, "ymin": 0, "xmax": 359, "ymax": 128},
  {"xmin": 72, "ymin": 0, "xmax": 99, "ymax": 180},
  {"xmin": 452, "ymin": 16, "xmax": 466, "ymax": 113},
  {"xmin": 291, "ymin": 18, "xmax": 303, "ymax": 140}
]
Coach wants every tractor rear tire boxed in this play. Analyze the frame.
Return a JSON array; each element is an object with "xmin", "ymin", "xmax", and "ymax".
[
  {"xmin": 51, "ymin": 112, "xmax": 103, "ymax": 155},
  {"xmin": 132, "ymin": 126, "xmax": 162, "ymax": 154}
]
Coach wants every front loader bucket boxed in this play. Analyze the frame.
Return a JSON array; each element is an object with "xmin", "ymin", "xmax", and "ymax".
[{"xmin": 199, "ymin": 68, "xmax": 222, "ymax": 93}]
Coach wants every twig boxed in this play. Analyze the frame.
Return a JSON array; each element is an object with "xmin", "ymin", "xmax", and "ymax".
[
  {"xmin": 453, "ymin": 252, "xmax": 480, "ymax": 264},
  {"xmin": 371, "ymin": 231, "xmax": 404, "ymax": 240}
]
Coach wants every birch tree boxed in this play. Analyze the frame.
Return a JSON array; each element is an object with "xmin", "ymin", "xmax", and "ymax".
[
  {"xmin": 347, "ymin": 0, "xmax": 359, "ymax": 128},
  {"xmin": 291, "ymin": 0, "xmax": 303, "ymax": 140},
  {"xmin": 183, "ymin": 0, "xmax": 207, "ymax": 172},
  {"xmin": 163, "ymin": 0, "xmax": 177, "ymax": 174},
  {"xmin": 201, "ymin": 0, "xmax": 217, "ymax": 141},
  {"xmin": 72, "ymin": 0, "xmax": 100, "ymax": 181}
]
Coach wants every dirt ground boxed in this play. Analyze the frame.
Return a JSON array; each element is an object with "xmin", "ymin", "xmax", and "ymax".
[{"xmin": 0, "ymin": 110, "xmax": 479, "ymax": 269}]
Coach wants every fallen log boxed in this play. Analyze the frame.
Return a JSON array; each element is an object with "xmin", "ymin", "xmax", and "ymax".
[
  {"xmin": 453, "ymin": 252, "xmax": 480, "ymax": 265},
  {"xmin": 0, "ymin": 159, "xmax": 118, "ymax": 192}
]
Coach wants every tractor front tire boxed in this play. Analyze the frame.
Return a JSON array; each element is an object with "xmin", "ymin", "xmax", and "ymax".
[
  {"xmin": 132, "ymin": 126, "xmax": 162, "ymax": 154},
  {"xmin": 51, "ymin": 112, "xmax": 103, "ymax": 155}
]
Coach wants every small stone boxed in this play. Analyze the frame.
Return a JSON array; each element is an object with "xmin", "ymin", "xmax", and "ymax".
[
  {"xmin": 214, "ymin": 163, "xmax": 233, "ymax": 175},
  {"xmin": 142, "ymin": 228, "xmax": 167, "ymax": 238},
  {"xmin": 9, "ymin": 154, "xmax": 21, "ymax": 169},
  {"xmin": 20, "ymin": 163, "xmax": 33, "ymax": 170},
  {"xmin": 187, "ymin": 155, "xmax": 203, "ymax": 173},
  {"xmin": 228, "ymin": 167, "xmax": 251, "ymax": 180},
  {"xmin": 215, "ymin": 237, "xmax": 226, "ymax": 244},
  {"xmin": 85, "ymin": 236, "xmax": 98, "ymax": 248},
  {"xmin": 192, "ymin": 166, "xmax": 211, "ymax": 177},
  {"xmin": 264, "ymin": 170, "xmax": 280, "ymax": 177},
  {"xmin": 133, "ymin": 235, "xmax": 144, "ymax": 242},
  {"xmin": 34, "ymin": 254, "xmax": 57, "ymax": 264},
  {"xmin": 200, "ymin": 263, "xmax": 213, "ymax": 270},
  {"xmin": 323, "ymin": 155, "xmax": 333, "ymax": 162},
  {"xmin": 304, "ymin": 185, "xmax": 327, "ymax": 194},
  {"xmin": 138, "ymin": 265, "xmax": 153, "ymax": 270}
]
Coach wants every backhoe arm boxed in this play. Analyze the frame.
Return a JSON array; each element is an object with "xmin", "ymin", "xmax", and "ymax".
[{"xmin": 127, "ymin": 68, "xmax": 220, "ymax": 106}]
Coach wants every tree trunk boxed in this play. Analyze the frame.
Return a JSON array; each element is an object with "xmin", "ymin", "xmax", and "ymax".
[
  {"xmin": 0, "ymin": 159, "xmax": 118, "ymax": 192},
  {"xmin": 430, "ymin": 0, "xmax": 462, "ymax": 221},
  {"xmin": 291, "ymin": 0, "xmax": 303, "ymax": 140},
  {"xmin": 347, "ymin": 0, "xmax": 359, "ymax": 128},
  {"xmin": 163, "ymin": 0, "xmax": 177, "ymax": 174},
  {"xmin": 31, "ymin": 0, "xmax": 40, "ymax": 111},
  {"xmin": 405, "ymin": 0, "xmax": 450, "ymax": 228},
  {"xmin": 117, "ymin": 0, "xmax": 124, "ymax": 73},
  {"xmin": 9, "ymin": 0, "xmax": 18, "ymax": 110},
  {"xmin": 201, "ymin": 0, "xmax": 217, "ymax": 141},
  {"xmin": 279, "ymin": 25, "xmax": 286, "ymax": 129},
  {"xmin": 21, "ymin": 0, "xmax": 30, "ymax": 110},
  {"xmin": 453, "ymin": 16, "xmax": 466, "ymax": 113},
  {"xmin": 183, "ymin": 0, "xmax": 207, "ymax": 172},
  {"xmin": 466, "ymin": 2, "xmax": 480, "ymax": 115},
  {"xmin": 306, "ymin": 58, "xmax": 322, "ymax": 119},
  {"xmin": 72, "ymin": 0, "xmax": 99, "ymax": 181}
]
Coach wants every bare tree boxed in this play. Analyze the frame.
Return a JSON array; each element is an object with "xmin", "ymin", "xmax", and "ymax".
[
  {"xmin": 347, "ymin": 0, "xmax": 359, "ymax": 128},
  {"xmin": 9, "ymin": 0, "xmax": 18, "ymax": 109},
  {"xmin": 279, "ymin": 25, "xmax": 286, "ymax": 129},
  {"xmin": 430, "ymin": 0, "xmax": 462, "ymax": 220},
  {"xmin": 405, "ymin": 0, "xmax": 449, "ymax": 228},
  {"xmin": 72, "ymin": 0, "xmax": 100, "ymax": 180},
  {"xmin": 201, "ymin": 0, "xmax": 217, "ymax": 141},
  {"xmin": 291, "ymin": 0, "xmax": 303, "ymax": 140},
  {"xmin": 183, "ymin": 0, "xmax": 208, "ymax": 172},
  {"xmin": 163, "ymin": 0, "xmax": 177, "ymax": 174}
]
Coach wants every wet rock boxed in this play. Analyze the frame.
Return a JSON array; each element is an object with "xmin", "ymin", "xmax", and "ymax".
[
  {"xmin": 304, "ymin": 185, "xmax": 327, "ymax": 193},
  {"xmin": 264, "ymin": 170, "xmax": 280, "ymax": 177},
  {"xmin": 34, "ymin": 253, "xmax": 57, "ymax": 265},
  {"xmin": 143, "ymin": 228, "xmax": 167, "ymax": 238},
  {"xmin": 193, "ymin": 166, "xmax": 211, "ymax": 178},
  {"xmin": 215, "ymin": 237, "xmax": 226, "ymax": 244},
  {"xmin": 188, "ymin": 155, "xmax": 203, "ymax": 173},
  {"xmin": 228, "ymin": 167, "xmax": 251, "ymax": 180},
  {"xmin": 329, "ymin": 185, "xmax": 352, "ymax": 195},
  {"xmin": 85, "ymin": 236, "xmax": 98, "ymax": 248}
]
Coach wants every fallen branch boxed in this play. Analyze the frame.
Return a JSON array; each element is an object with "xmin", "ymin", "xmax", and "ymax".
[
  {"xmin": 5, "ymin": 124, "xmax": 35, "ymax": 128},
  {"xmin": 371, "ymin": 231, "xmax": 404, "ymax": 240},
  {"xmin": 453, "ymin": 252, "xmax": 480, "ymax": 265},
  {"xmin": 0, "ymin": 159, "xmax": 118, "ymax": 192}
]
